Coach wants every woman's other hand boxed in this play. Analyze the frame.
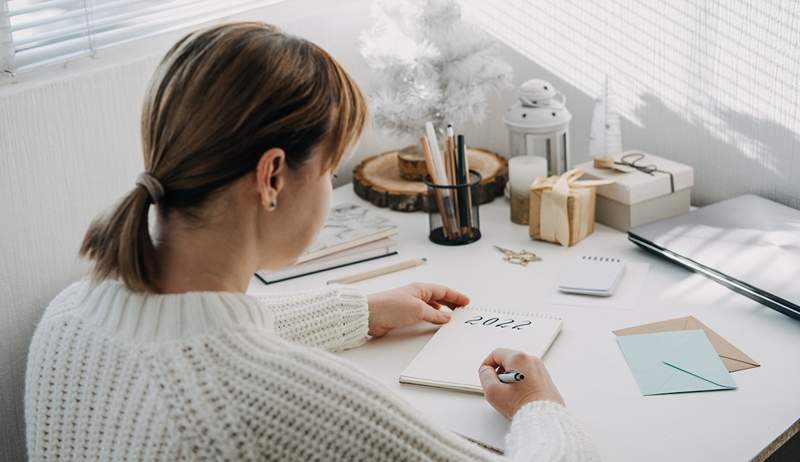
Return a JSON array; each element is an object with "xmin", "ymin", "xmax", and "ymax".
[
  {"xmin": 366, "ymin": 283, "xmax": 469, "ymax": 337},
  {"xmin": 478, "ymin": 348, "xmax": 565, "ymax": 419}
]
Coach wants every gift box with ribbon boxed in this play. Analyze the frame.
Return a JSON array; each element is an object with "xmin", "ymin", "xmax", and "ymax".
[
  {"xmin": 576, "ymin": 151, "xmax": 694, "ymax": 231},
  {"xmin": 528, "ymin": 169, "xmax": 613, "ymax": 247}
]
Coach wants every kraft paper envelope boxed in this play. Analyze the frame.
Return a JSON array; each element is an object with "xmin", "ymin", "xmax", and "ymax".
[
  {"xmin": 616, "ymin": 330, "xmax": 737, "ymax": 395},
  {"xmin": 613, "ymin": 316, "xmax": 759, "ymax": 372}
]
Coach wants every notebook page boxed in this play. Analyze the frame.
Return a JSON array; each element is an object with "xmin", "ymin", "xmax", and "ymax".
[
  {"xmin": 559, "ymin": 256, "xmax": 625, "ymax": 293},
  {"xmin": 400, "ymin": 308, "xmax": 562, "ymax": 393}
]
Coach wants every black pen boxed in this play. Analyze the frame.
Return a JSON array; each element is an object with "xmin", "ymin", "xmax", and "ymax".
[
  {"xmin": 456, "ymin": 134, "xmax": 472, "ymax": 236},
  {"xmin": 498, "ymin": 370, "xmax": 525, "ymax": 383}
]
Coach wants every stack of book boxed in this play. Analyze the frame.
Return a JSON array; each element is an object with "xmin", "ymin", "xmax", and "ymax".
[{"xmin": 255, "ymin": 202, "xmax": 398, "ymax": 284}]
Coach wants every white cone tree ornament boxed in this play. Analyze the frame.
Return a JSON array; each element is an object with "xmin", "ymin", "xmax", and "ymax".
[
  {"xmin": 590, "ymin": 76, "xmax": 623, "ymax": 169},
  {"xmin": 360, "ymin": 0, "xmax": 513, "ymax": 138}
]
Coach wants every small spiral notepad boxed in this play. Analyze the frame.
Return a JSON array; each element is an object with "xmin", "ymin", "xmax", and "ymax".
[
  {"xmin": 558, "ymin": 255, "xmax": 626, "ymax": 297},
  {"xmin": 399, "ymin": 307, "xmax": 562, "ymax": 394}
]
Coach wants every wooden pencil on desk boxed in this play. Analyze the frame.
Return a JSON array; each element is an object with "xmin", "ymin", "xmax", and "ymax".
[{"xmin": 327, "ymin": 258, "xmax": 427, "ymax": 285}]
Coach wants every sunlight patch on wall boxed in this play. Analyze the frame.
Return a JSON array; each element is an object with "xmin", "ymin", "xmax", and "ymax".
[{"xmin": 460, "ymin": 0, "xmax": 800, "ymax": 174}]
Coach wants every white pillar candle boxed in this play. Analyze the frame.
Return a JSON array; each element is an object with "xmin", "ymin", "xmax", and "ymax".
[{"xmin": 509, "ymin": 155, "xmax": 548, "ymax": 224}]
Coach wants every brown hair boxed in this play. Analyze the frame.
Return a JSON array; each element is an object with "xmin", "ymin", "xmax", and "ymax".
[{"xmin": 80, "ymin": 22, "xmax": 368, "ymax": 292}]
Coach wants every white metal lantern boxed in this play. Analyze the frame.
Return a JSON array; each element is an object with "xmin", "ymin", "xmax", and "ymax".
[{"xmin": 503, "ymin": 79, "xmax": 572, "ymax": 176}]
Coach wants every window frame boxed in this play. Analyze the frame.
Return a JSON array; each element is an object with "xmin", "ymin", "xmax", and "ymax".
[{"xmin": 0, "ymin": 0, "xmax": 288, "ymax": 85}]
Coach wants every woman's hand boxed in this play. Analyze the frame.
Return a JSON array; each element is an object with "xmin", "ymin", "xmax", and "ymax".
[
  {"xmin": 478, "ymin": 348, "xmax": 565, "ymax": 419},
  {"xmin": 366, "ymin": 283, "xmax": 469, "ymax": 337}
]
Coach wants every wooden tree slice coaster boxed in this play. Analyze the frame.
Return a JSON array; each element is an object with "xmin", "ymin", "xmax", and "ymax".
[
  {"xmin": 397, "ymin": 147, "xmax": 428, "ymax": 181},
  {"xmin": 353, "ymin": 146, "xmax": 508, "ymax": 212}
]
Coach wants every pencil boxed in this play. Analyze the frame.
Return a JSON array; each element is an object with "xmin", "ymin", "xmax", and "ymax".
[
  {"xmin": 444, "ymin": 138, "xmax": 454, "ymax": 184},
  {"xmin": 446, "ymin": 124, "xmax": 459, "ymax": 228},
  {"xmin": 420, "ymin": 136, "xmax": 456, "ymax": 239},
  {"xmin": 326, "ymin": 258, "xmax": 427, "ymax": 285},
  {"xmin": 425, "ymin": 122, "xmax": 460, "ymax": 239},
  {"xmin": 446, "ymin": 124, "xmax": 457, "ymax": 185}
]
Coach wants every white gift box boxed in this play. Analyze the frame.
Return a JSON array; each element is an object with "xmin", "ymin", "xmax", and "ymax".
[{"xmin": 575, "ymin": 151, "xmax": 694, "ymax": 231}]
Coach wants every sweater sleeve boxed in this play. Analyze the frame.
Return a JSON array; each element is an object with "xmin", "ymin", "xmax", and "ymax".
[
  {"xmin": 168, "ymin": 330, "xmax": 600, "ymax": 462},
  {"xmin": 254, "ymin": 286, "xmax": 369, "ymax": 351},
  {"xmin": 506, "ymin": 401, "xmax": 600, "ymax": 461}
]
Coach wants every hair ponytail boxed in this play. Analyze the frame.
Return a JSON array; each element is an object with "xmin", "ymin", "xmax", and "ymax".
[
  {"xmin": 80, "ymin": 22, "xmax": 367, "ymax": 293},
  {"xmin": 80, "ymin": 186, "xmax": 159, "ymax": 292}
]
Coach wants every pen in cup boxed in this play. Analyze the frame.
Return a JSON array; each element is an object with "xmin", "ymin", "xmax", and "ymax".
[{"xmin": 455, "ymin": 134, "xmax": 473, "ymax": 238}]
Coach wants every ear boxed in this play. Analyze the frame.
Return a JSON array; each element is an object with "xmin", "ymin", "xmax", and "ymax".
[{"xmin": 255, "ymin": 148, "xmax": 287, "ymax": 211}]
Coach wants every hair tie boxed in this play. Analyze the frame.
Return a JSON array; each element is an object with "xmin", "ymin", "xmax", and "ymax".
[{"xmin": 136, "ymin": 172, "xmax": 165, "ymax": 204}]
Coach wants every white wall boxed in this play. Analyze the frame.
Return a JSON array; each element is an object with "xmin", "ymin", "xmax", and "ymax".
[
  {"xmin": 0, "ymin": 1, "xmax": 382, "ymax": 459},
  {"xmin": 0, "ymin": 55, "xmax": 158, "ymax": 462},
  {"xmin": 1, "ymin": 1, "xmax": 799, "ymax": 459},
  {"xmin": 461, "ymin": 0, "xmax": 800, "ymax": 209}
]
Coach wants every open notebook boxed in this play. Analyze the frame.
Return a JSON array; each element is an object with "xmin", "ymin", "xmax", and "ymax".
[{"xmin": 400, "ymin": 307, "xmax": 562, "ymax": 393}]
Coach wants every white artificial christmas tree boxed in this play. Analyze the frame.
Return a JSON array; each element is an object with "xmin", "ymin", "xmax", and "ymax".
[{"xmin": 360, "ymin": 0, "xmax": 513, "ymax": 138}]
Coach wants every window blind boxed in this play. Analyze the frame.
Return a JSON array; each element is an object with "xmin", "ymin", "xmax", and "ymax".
[{"xmin": 1, "ymin": 0, "xmax": 283, "ymax": 77}]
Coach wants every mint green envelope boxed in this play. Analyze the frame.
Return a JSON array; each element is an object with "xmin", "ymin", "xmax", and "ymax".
[{"xmin": 616, "ymin": 330, "xmax": 737, "ymax": 395}]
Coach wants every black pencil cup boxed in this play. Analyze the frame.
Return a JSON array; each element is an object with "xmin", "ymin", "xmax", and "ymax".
[{"xmin": 423, "ymin": 171, "xmax": 482, "ymax": 246}]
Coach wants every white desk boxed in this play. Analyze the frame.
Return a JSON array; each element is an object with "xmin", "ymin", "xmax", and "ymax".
[{"xmin": 248, "ymin": 184, "xmax": 800, "ymax": 461}]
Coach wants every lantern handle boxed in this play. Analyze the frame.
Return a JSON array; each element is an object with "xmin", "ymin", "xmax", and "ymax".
[
  {"xmin": 521, "ymin": 91, "xmax": 566, "ymax": 108},
  {"xmin": 550, "ymin": 91, "xmax": 567, "ymax": 109}
]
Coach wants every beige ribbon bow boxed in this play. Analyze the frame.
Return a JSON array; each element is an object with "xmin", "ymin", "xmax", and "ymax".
[{"xmin": 530, "ymin": 168, "xmax": 614, "ymax": 247}]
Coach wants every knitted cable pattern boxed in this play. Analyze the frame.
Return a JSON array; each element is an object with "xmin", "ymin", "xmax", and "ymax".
[{"xmin": 25, "ymin": 279, "xmax": 599, "ymax": 461}]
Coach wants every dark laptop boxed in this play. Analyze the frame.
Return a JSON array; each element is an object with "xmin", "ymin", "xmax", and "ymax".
[{"xmin": 628, "ymin": 194, "xmax": 800, "ymax": 320}]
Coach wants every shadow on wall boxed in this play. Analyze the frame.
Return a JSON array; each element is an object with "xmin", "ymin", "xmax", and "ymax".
[
  {"xmin": 625, "ymin": 93, "xmax": 800, "ymax": 208},
  {"xmin": 455, "ymin": 0, "xmax": 800, "ymax": 211},
  {"xmin": 342, "ymin": 31, "xmax": 800, "ymax": 212}
]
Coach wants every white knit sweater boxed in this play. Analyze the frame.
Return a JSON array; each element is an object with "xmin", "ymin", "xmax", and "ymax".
[{"xmin": 25, "ymin": 279, "xmax": 599, "ymax": 461}]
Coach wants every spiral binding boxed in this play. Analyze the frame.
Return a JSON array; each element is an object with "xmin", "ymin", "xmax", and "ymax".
[
  {"xmin": 580, "ymin": 255, "xmax": 622, "ymax": 263},
  {"xmin": 459, "ymin": 306, "xmax": 562, "ymax": 321}
]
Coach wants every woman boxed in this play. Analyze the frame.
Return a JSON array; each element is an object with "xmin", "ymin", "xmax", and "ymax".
[{"xmin": 25, "ymin": 22, "xmax": 598, "ymax": 461}]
